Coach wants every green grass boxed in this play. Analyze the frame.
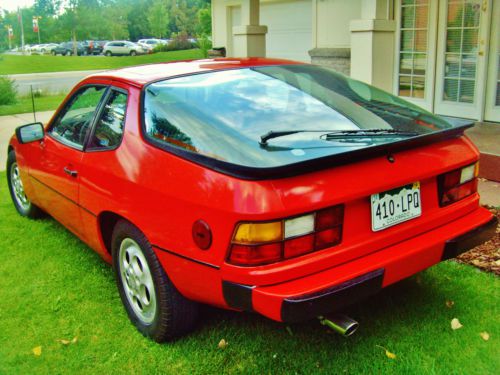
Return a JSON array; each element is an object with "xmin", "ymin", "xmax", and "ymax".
[
  {"xmin": 0, "ymin": 50, "xmax": 204, "ymax": 75},
  {"xmin": 0, "ymin": 93, "xmax": 66, "ymax": 116},
  {"xmin": 0, "ymin": 171, "xmax": 498, "ymax": 374}
]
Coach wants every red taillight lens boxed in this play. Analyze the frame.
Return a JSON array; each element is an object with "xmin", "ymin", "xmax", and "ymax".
[
  {"xmin": 439, "ymin": 163, "xmax": 478, "ymax": 206},
  {"xmin": 316, "ymin": 206, "xmax": 344, "ymax": 231},
  {"xmin": 228, "ymin": 243, "xmax": 282, "ymax": 266},
  {"xmin": 314, "ymin": 227, "xmax": 342, "ymax": 250},
  {"xmin": 228, "ymin": 205, "xmax": 344, "ymax": 266},
  {"xmin": 283, "ymin": 233, "xmax": 315, "ymax": 258}
]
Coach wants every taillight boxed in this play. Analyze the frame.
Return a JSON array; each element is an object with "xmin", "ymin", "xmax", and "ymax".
[
  {"xmin": 227, "ymin": 205, "xmax": 344, "ymax": 266},
  {"xmin": 438, "ymin": 163, "xmax": 479, "ymax": 207}
]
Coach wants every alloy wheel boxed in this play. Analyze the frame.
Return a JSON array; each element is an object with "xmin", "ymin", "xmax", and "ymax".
[
  {"xmin": 119, "ymin": 238, "xmax": 157, "ymax": 324},
  {"xmin": 10, "ymin": 162, "xmax": 30, "ymax": 210}
]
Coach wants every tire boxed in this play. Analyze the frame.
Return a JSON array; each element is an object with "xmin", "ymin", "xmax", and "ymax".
[
  {"xmin": 63, "ymin": 51, "xmax": 68, "ymax": 56},
  {"xmin": 112, "ymin": 220, "xmax": 199, "ymax": 342},
  {"xmin": 6, "ymin": 150, "xmax": 43, "ymax": 218},
  {"xmin": 51, "ymin": 50, "xmax": 56, "ymax": 56},
  {"xmin": 130, "ymin": 50, "xmax": 137, "ymax": 56},
  {"xmin": 105, "ymin": 51, "xmax": 112, "ymax": 57}
]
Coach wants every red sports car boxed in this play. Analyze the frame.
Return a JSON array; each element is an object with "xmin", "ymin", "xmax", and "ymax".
[{"xmin": 7, "ymin": 58, "xmax": 496, "ymax": 341}]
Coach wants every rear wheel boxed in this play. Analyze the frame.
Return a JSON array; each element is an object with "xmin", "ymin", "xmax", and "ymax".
[
  {"xmin": 51, "ymin": 50, "xmax": 56, "ymax": 56},
  {"xmin": 105, "ymin": 51, "xmax": 112, "ymax": 57},
  {"xmin": 6, "ymin": 150, "xmax": 43, "ymax": 218},
  {"xmin": 112, "ymin": 220, "xmax": 199, "ymax": 342},
  {"xmin": 130, "ymin": 50, "xmax": 137, "ymax": 56}
]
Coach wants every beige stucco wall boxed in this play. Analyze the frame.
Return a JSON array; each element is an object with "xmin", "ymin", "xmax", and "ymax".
[
  {"xmin": 212, "ymin": 0, "xmax": 363, "ymax": 54},
  {"xmin": 313, "ymin": 0, "xmax": 362, "ymax": 49}
]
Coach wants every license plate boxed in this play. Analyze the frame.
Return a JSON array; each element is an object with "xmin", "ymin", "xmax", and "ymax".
[{"xmin": 371, "ymin": 182, "xmax": 422, "ymax": 231}]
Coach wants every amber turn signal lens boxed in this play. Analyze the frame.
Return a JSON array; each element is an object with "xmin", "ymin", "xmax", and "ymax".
[{"xmin": 233, "ymin": 221, "xmax": 282, "ymax": 244}]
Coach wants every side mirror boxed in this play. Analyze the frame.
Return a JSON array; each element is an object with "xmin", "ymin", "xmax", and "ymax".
[{"xmin": 15, "ymin": 122, "xmax": 45, "ymax": 144}]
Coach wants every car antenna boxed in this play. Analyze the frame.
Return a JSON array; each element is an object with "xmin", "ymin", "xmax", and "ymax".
[{"xmin": 30, "ymin": 84, "xmax": 37, "ymax": 123}]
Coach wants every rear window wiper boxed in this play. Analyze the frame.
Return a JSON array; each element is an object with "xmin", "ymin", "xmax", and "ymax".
[
  {"xmin": 259, "ymin": 129, "xmax": 419, "ymax": 146},
  {"xmin": 322, "ymin": 129, "xmax": 419, "ymax": 140}
]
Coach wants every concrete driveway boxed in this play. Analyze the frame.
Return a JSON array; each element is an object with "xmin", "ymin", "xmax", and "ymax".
[
  {"xmin": 0, "ymin": 110, "xmax": 54, "ymax": 170},
  {"xmin": 7, "ymin": 70, "xmax": 103, "ymax": 96}
]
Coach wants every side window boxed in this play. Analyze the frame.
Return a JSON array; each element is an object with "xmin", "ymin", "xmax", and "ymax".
[
  {"xmin": 88, "ymin": 90, "xmax": 128, "ymax": 149},
  {"xmin": 50, "ymin": 86, "xmax": 106, "ymax": 149}
]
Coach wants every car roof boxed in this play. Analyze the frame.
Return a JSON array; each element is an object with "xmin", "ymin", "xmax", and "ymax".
[{"xmin": 86, "ymin": 58, "xmax": 305, "ymax": 88}]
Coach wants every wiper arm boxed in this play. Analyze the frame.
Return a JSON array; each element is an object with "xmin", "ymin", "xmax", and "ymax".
[
  {"xmin": 323, "ymin": 129, "xmax": 419, "ymax": 139},
  {"xmin": 259, "ymin": 129, "xmax": 419, "ymax": 146},
  {"xmin": 260, "ymin": 130, "xmax": 338, "ymax": 146}
]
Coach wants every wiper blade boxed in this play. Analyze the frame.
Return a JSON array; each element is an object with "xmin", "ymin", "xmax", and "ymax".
[
  {"xmin": 259, "ymin": 129, "xmax": 419, "ymax": 146},
  {"xmin": 323, "ymin": 129, "xmax": 419, "ymax": 139}
]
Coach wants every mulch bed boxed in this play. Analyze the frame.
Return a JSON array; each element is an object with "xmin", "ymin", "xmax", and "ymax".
[{"xmin": 456, "ymin": 206, "xmax": 500, "ymax": 276}]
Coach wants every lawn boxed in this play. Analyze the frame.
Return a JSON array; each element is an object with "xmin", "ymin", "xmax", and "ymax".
[
  {"xmin": 0, "ymin": 93, "xmax": 66, "ymax": 116},
  {"xmin": 0, "ymin": 49, "xmax": 204, "ymax": 75},
  {"xmin": 0, "ymin": 171, "xmax": 498, "ymax": 374}
]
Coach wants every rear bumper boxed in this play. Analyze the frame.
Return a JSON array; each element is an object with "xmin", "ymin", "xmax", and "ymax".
[{"xmin": 223, "ymin": 209, "xmax": 496, "ymax": 322}]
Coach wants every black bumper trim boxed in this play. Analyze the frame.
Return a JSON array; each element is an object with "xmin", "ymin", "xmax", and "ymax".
[
  {"xmin": 281, "ymin": 268, "xmax": 385, "ymax": 323},
  {"xmin": 441, "ymin": 216, "xmax": 498, "ymax": 261},
  {"xmin": 222, "ymin": 281, "xmax": 254, "ymax": 311}
]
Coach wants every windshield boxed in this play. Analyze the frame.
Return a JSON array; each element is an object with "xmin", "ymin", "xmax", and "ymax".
[{"xmin": 143, "ymin": 65, "xmax": 454, "ymax": 169}]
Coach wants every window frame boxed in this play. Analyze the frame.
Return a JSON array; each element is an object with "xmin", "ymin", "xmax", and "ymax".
[
  {"xmin": 47, "ymin": 84, "xmax": 110, "ymax": 151},
  {"xmin": 85, "ymin": 86, "xmax": 129, "ymax": 153}
]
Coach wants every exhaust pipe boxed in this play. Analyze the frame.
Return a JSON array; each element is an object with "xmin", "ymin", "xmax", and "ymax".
[{"xmin": 319, "ymin": 314, "xmax": 359, "ymax": 337}]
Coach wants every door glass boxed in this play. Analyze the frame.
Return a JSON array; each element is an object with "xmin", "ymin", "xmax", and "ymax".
[
  {"xmin": 88, "ymin": 90, "xmax": 128, "ymax": 149},
  {"xmin": 49, "ymin": 86, "xmax": 106, "ymax": 149},
  {"xmin": 398, "ymin": 0, "xmax": 429, "ymax": 99},
  {"xmin": 443, "ymin": 0, "xmax": 482, "ymax": 103}
]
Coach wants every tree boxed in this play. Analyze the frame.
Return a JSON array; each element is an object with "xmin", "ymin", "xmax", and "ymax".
[
  {"xmin": 148, "ymin": 0, "xmax": 169, "ymax": 39},
  {"xmin": 196, "ymin": 6, "xmax": 211, "ymax": 36}
]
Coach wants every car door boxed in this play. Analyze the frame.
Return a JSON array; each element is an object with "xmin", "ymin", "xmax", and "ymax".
[
  {"xmin": 116, "ymin": 42, "xmax": 126, "ymax": 55},
  {"xmin": 28, "ymin": 85, "xmax": 108, "ymax": 237}
]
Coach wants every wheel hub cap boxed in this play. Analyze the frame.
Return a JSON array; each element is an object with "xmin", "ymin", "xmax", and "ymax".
[{"xmin": 119, "ymin": 238, "xmax": 156, "ymax": 324}]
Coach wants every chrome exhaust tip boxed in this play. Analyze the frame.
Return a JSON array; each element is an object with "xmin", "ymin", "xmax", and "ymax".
[{"xmin": 319, "ymin": 314, "xmax": 359, "ymax": 337}]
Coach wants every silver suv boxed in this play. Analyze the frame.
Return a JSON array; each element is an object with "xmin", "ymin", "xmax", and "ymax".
[{"xmin": 103, "ymin": 41, "xmax": 148, "ymax": 56}]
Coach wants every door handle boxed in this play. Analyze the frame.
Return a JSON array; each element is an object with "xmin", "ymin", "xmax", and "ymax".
[{"xmin": 63, "ymin": 167, "xmax": 78, "ymax": 177}]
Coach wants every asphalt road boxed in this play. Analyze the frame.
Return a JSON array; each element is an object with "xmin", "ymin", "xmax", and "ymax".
[{"xmin": 9, "ymin": 70, "xmax": 103, "ymax": 96}]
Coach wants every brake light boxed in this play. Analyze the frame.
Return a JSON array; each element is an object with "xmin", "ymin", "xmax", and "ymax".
[
  {"xmin": 228, "ymin": 205, "xmax": 344, "ymax": 266},
  {"xmin": 438, "ymin": 163, "xmax": 479, "ymax": 206}
]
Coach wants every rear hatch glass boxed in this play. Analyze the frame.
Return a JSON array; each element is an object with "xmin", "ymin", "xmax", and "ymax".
[{"xmin": 143, "ymin": 65, "xmax": 470, "ymax": 174}]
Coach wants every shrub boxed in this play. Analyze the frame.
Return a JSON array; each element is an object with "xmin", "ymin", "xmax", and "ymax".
[
  {"xmin": 0, "ymin": 76, "xmax": 17, "ymax": 105},
  {"xmin": 153, "ymin": 31, "xmax": 196, "ymax": 53},
  {"xmin": 196, "ymin": 35, "xmax": 212, "ymax": 58}
]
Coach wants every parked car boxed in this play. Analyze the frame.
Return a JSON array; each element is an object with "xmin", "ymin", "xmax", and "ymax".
[
  {"xmin": 86, "ymin": 40, "xmax": 108, "ymax": 55},
  {"xmin": 103, "ymin": 41, "xmax": 148, "ymax": 56},
  {"xmin": 137, "ymin": 38, "xmax": 164, "ymax": 48},
  {"xmin": 40, "ymin": 43, "xmax": 59, "ymax": 54},
  {"xmin": 7, "ymin": 58, "xmax": 497, "ymax": 342},
  {"xmin": 51, "ymin": 42, "xmax": 86, "ymax": 56}
]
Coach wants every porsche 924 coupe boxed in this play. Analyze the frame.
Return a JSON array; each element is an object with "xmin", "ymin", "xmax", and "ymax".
[{"xmin": 7, "ymin": 58, "xmax": 497, "ymax": 341}]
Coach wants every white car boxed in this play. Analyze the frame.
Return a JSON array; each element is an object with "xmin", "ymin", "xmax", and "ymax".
[
  {"xmin": 137, "ymin": 38, "xmax": 164, "ymax": 48},
  {"xmin": 103, "ymin": 41, "xmax": 148, "ymax": 56}
]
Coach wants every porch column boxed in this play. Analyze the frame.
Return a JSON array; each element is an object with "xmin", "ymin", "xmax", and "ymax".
[
  {"xmin": 350, "ymin": 0, "xmax": 396, "ymax": 91},
  {"xmin": 232, "ymin": 0, "xmax": 268, "ymax": 57}
]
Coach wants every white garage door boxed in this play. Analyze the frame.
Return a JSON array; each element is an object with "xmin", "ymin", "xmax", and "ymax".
[{"xmin": 261, "ymin": 0, "xmax": 312, "ymax": 62}]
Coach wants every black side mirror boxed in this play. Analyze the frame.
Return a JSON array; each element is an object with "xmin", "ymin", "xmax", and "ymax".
[{"xmin": 15, "ymin": 122, "xmax": 45, "ymax": 144}]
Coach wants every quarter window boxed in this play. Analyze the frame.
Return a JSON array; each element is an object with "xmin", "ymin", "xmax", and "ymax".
[
  {"xmin": 88, "ymin": 90, "xmax": 128, "ymax": 149},
  {"xmin": 49, "ymin": 86, "xmax": 106, "ymax": 149}
]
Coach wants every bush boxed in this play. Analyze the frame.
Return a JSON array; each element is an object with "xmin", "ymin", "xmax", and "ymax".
[
  {"xmin": 196, "ymin": 35, "xmax": 212, "ymax": 58},
  {"xmin": 0, "ymin": 77, "xmax": 17, "ymax": 105},
  {"xmin": 153, "ymin": 31, "xmax": 196, "ymax": 53}
]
